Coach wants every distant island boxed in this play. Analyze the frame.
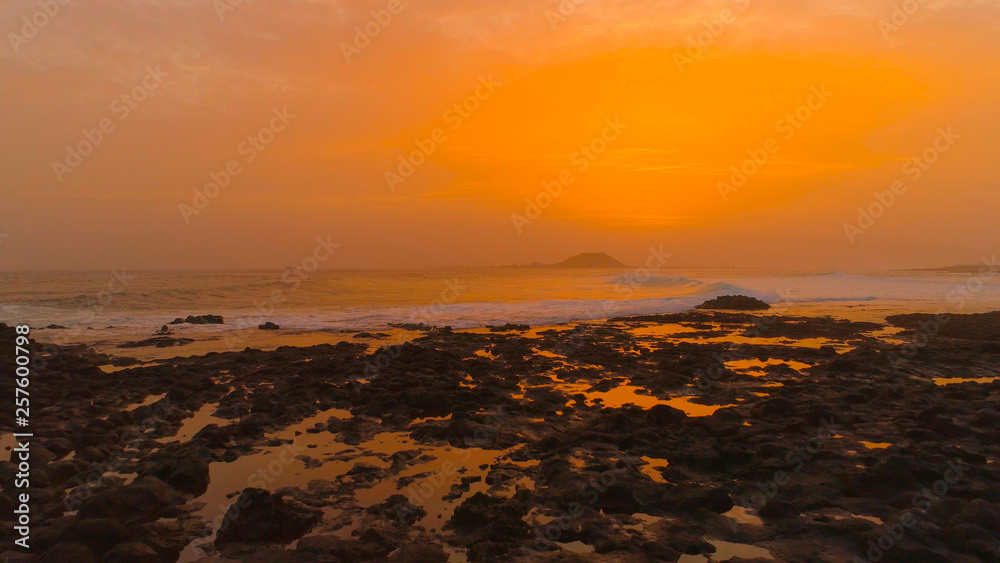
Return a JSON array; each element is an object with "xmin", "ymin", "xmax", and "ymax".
[
  {"xmin": 904, "ymin": 261, "xmax": 995, "ymax": 274},
  {"xmin": 503, "ymin": 252, "xmax": 630, "ymax": 268}
]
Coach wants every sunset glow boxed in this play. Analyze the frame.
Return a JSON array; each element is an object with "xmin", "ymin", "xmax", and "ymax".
[{"xmin": 2, "ymin": 0, "xmax": 998, "ymax": 269}]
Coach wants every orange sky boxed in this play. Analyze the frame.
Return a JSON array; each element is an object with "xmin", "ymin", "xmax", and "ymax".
[{"xmin": 1, "ymin": 0, "xmax": 998, "ymax": 270}]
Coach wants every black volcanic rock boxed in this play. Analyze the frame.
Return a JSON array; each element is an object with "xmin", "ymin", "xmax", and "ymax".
[
  {"xmin": 10, "ymin": 306, "xmax": 1000, "ymax": 563},
  {"xmin": 168, "ymin": 315, "xmax": 224, "ymax": 325},
  {"xmin": 140, "ymin": 455, "xmax": 211, "ymax": 496},
  {"xmin": 101, "ymin": 542, "xmax": 161, "ymax": 563},
  {"xmin": 214, "ymin": 489, "xmax": 321, "ymax": 545},
  {"xmin": 487, "ymin": 323, "xmax": 530, "ymax": 332},
  {"xmin": 36, "ymin": 543, "xmax": 98, "ymax": 563},
  {"xmin": 118, "ymin": 336, "xmax": 193, "ymax": 348},
  {"xmin": 695, "ymin": 295, "xmax": 770, "ymax": 311},
  {"xmin": 887, "ymin": 311, "xmax": 1000, "ymax": 340},
  {"xmin": 77, "ymin": 476, "xmax": 184, "ymax": 524},
  {"xmin": 647, "ymin": 404, "xmax": 688, "ymax": 426},
  {"xmin": 258, "ymin": 322, "xmax": 280, "ymax": 330}
]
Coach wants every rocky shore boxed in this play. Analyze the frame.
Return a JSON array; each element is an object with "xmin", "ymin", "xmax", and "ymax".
[{"xmin": 1, "ymin": 308, "xmax": 998, "ymax": 562}]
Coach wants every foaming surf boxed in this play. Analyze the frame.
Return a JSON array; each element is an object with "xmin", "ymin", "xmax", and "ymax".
[{"xmin": 2, "ymin": 267, "xmax": 999, "ymax": 345}]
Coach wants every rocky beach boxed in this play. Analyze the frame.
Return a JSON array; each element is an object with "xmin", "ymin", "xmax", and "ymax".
[{"xmin": 1, "ymin": 301, "xmax": 998, "ymax": 562}]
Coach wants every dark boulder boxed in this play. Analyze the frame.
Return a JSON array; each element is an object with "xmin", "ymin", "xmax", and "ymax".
[
  {"xmin": 37, "ymin": 542, "xmax": 98, "ymax": 563},
  {"xmin": 78, "ymin": 476, "xmax": 184, "ymax": 524},
  {"xmin": 141, "ymin": 454, "xmax": 211, "ymax": 496},
  {"xmin": 647, "ymin": 404, "xmax": 688, "ymax": 426},
  {"xmin": 695, "ymin": 295, "xmax": 770, "ymax": 311},
  {"xmin": 296, "ymin": 535, "xmax": 390, "ymax": 560},
  {"xmin": 58, "ymin": 518, "xmax": 126, "ymax": 556},
  {"xmin": 168, "ymin": 315, "xmax": 224, "ymax": 325},
  {"xmin": 214, "ymin": 489, "xmax": 321, "ymax": 545},
  {"xmin": 118, "ymin": 337, "xmax": 194, "ymax": 349},
  {"xmin": 367, "ymin": 493, "xmax": 427, "ymax": 526},
  {"xmin": 679, "ymin": 486, "xmax": 734, "ymax": 514},
  {"xmin": 387, "ymin": 541, "xmax": 449, "ymax": 562},
  {"xmin": 101, "ymin": 542, "xmax": 161, "ymax": 563}
]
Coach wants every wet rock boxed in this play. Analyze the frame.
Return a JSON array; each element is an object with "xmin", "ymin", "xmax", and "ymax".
[
  {"xmin": 118, "ymin": 336, "xmax": 194, "ymax": 349},
  {"xmin": 347, "ymin": 462, "xmax": 382, "ymax": 475},
  {"xmin": 956, "ymin": 498, "xmax": 1000, "ymax": 530},
  {"xmin": 449, "ymin": 492, "xmax": 502, "ymax": 530},
  {"xmin": 140, "ymin": 454, "xmax": 211, "ymax": 496},
  {"xmin": 487, "ymin": 323, "xmax": 530, "ymax": 332},
  {"xmin": 101, "ymin": 542, "xmax": 161, "ymax": 563},
  {"xmin": 758, "ymin": 500, "xmax": 800, "ymax": 519},
  {"xmin": 217, "ymin": 543, "xmax": 298, "ymax": 562},
  {"xmin": 191, "ymin": 423, "xmax": 232, "ymax": 448},
  {"xmin": 259, "ymin": 322, "xmax": 280, "ymax": 330},
  {"xmin": 214, "ymin": 489, "xmax": 321, "ymax": 545},
  {"xmin": 387, "ymin": 541, "xmax": 449, "ymax": 562},
  {"xmin": 58, "ymin": 518, "xmax": 126, "ymax": 556},
  {"xmin": 696, "ymin": 295, "xmax": 771, "ymax": 311},
  {"xmin": 367, "ymin": 494, "xmax": 427, "ymax": 526},
  {"xmin": 128, "ymin": 518, "xmax": 197, "ymax": 562},
  {"xmin": 679, "ymin": 486, "xmax": 734, "ymax": 514},
  {"xmin": 354, "ymin": 331, "xmax": 390, "ymax": 339},
  {"xmin": 647, "ymin": 404, "xmax": 688, "ymax": 426},
  {"xmin": 44, "ymin": 437, "xmax": 75, "ymax": 457},
  {"xmin": 168, "ymin": 314, "xmax": 224, "ymax": 324},
  {"xmin": 296, "ymin": 535, "xmax": 391, "ymax": 560},
  {"xmin": 387, "ymin": 322, "xmax": 433, "ymax": 331},
  {"xmin": 77, "ymin": 476, "xmax": 184, "ymax": 524},
  {"xmin": 13, "ymin": 306, "xmax": 1000, "ymax": 563},
  {"xmin": 36, "ymin": 542, "xmax": 98, "ymax": 563},
  {"xmin": 751, "ymin": 397, "xmax": 797, "ymax": 417},
  {"xmin": 358, "ymin": 522, "xmax": 407, "ymax": 549},
  {"xmin": 887, "ymin": 311, "xmax": 1000, "ymax": 341},
  {"xmin": 449, "ymin": 492, "xmax": 530, "ymax": 543}
]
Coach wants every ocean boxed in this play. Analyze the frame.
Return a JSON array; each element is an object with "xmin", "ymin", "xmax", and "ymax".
[{"xmin": 2, "ymin": 267, "xmax": 998, "ymax": 345}]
